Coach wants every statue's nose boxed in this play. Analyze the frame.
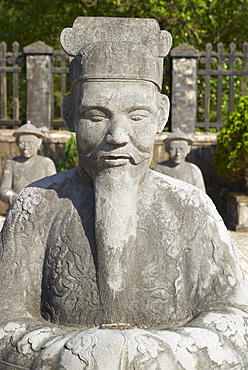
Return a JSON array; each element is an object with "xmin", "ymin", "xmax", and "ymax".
[{"xmin": 105, "ymin": 119, "xmax": 129, "ymax": 146}]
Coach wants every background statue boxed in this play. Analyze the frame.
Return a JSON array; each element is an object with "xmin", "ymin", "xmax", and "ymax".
[
  {"xmin": 153, "ymin": 129, "xmax": 206, "ymax": 192},
  {"xmin": 0, "ymin": 121, "xmax": 56, "ymax": 204},
  {"xmin": 0, "ymin": 17, "xmax": 248, "ymax": 369}
]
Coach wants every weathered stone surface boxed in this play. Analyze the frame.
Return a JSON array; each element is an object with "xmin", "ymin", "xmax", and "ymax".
[
  {"xmin": 170, "ymin": 46, "xmax": 198, "ymax": 133},
  {"xmin": 0, "ymin": 122, "xmax": 56, "ymax": 204},
  {"xmin": 171, "ymin": 43, "xmax": 199, "ymax": 58},
  {"xmin": 1, "ymin": 16, "xmax": 248, "ymax": 369},
  {"xmin": 153, "ymin": 129, "xmax": 206, "ymax": 192},
  {"xmin": 23, "ymin": 40, "xmax": 53, "ymax": 55},
  {"xmin": 24, "ymin": 42, "xmax": 53, "ymax": 130}
]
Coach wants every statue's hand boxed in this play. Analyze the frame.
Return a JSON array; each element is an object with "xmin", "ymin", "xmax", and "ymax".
[
  {"xmin": 32, "ymin": 327, "xmax": 180, "ymax": 369},
  {"xmin": 5, "ymin": 190, "xmax": 18, "ymax": 204},
  {"xmin": 0, "ymin": 320, "xmax": 66, "ymax": 369},
  {"xmin": 11, "ymin": 192, "xmax": 18, "ymax": 204}
]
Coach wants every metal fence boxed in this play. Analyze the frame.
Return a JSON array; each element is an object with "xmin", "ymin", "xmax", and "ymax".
[
  {"xmin": 0, "ymin": 42, "xmax": 25, "ymax": 128},
  {"xmin": 1, "ymin": 41, "xmax": 248, "ymax": 131},
  {"xmin": 51, "ymin": 49, "xmax": 69, "ymax": 128},
  {"xmin": 197, "ymin": 42, "xmax": 248, "ymax": 131}
]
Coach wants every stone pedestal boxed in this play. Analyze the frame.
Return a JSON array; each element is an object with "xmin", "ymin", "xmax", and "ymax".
[{"xmin": 228, "ymin": 192, "xmax": 248, "ymax": 232}]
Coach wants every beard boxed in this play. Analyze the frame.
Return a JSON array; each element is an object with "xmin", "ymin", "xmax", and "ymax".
[
  {"xmin": 77, "ymin": 138, "xmax": 152, "ymax": 325},
  {"xmin": 86, "ymin": 156, "xmax": 149, "ymax": 326}
]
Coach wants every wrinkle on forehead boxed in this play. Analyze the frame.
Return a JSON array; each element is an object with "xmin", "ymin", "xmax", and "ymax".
[
  {"xmin": 17, "ymin": 134, "xmax": 40, "ymax": 143},
  {"xmin": 74, "ymin": 80, "xmax": 159, "ymax": 111}
]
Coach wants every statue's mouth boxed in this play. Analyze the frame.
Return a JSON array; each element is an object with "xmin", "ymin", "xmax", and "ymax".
[
  {"xmin": 101, "ymin": 154, "xmax": 131, "ymax": 166},
  {"xmin": 81, "ymin": 148, "xmax": 150, "ymax": 166}
]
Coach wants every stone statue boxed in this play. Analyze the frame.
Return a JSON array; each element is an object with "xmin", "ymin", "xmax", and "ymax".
[
  {"xmin": 153, "ymin": 129, "xmax": 206, "ymax": 192},
  {"xmin": 0, "ymin": 121, "xmax": 56, "ymax": 204},
  {"xmin": 1, "ymin": 17, "xmax": 248, "ymax": 369}
]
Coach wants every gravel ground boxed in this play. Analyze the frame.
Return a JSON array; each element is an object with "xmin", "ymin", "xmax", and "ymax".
[{"xmin": 228, "ymin": 230, "xmax": 248, "ymax": 275}]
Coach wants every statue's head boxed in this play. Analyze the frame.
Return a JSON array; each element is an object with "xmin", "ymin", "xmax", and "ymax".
[
  {"xmin": 13, "ymin": 121, "xmax": 44, "ymax": 159},
  {"xmin": 60, "ymin": 17, "xmax": 172, "ymax": 177},
  {"xmin": 164, "ymin": 129, "xmax": 193, "ymax": 165}
]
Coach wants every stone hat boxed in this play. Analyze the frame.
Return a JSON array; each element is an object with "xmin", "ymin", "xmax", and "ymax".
[
  {"xmin": 13, "ymin": 121, "xmax": 45, "ymax": 138},
  {"xmin": 163, "ymin": 129, "xmax": 193, "ymax": 145},
  {"xmin": 60, "ymin": 17, "xmax": 172, "ymax": 91}
]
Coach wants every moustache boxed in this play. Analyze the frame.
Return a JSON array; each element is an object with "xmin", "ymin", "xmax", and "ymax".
[{"xmin": 79, "ymin": 145, "xmax": 151, "ymax": 165}]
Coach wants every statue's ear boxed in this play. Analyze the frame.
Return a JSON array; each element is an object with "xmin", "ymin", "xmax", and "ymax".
[
  {"xmin": 157, "ymin": 94, "xmax": 170, "ymax": 133},
  {"xmin": 61, "ymin": 94, "xmax": 75, "ymax": 132},
  {"xmin": 37, "ymin": 137, "xmax": 42, "ymax": 148}
]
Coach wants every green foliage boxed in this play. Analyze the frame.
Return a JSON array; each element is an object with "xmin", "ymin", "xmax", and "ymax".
[
  {"xmin": 58, "ymin": 133, "xmax": 78, "ymax": 171},
  {"xmin": 2, "ymin": 0, "xmax": 248, "ymax": 127},
  {"xmin": 1, "ymin": 0, "xmax": 248, "ymax": 49},
  {"xmin": 196, "ymin": 127, "xmax": 217, "ymax": 133},
  {"xmin": 2, "ymin": 0, "xmax": 248, "ymax": 130},
  {"xmin": 213, "ymin": 96, "xmax": 248, "ymax": 183}
]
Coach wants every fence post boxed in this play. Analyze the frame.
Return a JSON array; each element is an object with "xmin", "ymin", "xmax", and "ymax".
[
  {"xmin": 23, "ymin": 41, "xmax": 53, "ymax": 130},
  {"xmin": 170, "ymin": 44, "xmax": 199, "ymax": 133}
]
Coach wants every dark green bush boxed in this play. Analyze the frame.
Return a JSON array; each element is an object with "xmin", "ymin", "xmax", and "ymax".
[
  {"xmin": 213, "ymin": 96, "xmax": 248, "ymax": 183},
  {"xmin": 58, "ymin": 133, "xmax": 78, "ymax": 171}
]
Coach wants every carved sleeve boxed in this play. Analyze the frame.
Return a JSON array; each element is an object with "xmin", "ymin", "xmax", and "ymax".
[{"xmin": 0, "ymin": 187, "xmax": 49, "ymax": 322}]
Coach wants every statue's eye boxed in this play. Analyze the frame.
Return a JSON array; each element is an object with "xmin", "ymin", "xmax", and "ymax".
[
  {"xmin": 81, "ymin": 109, "xmax": 108, "ymax": 122},
  {"xmin": 88, "ymin": 114, "xmax": 106, "ymax": 122},
  {"xmin": 129, "ymin": 110, "xmax": 150, "ymax": 122}
]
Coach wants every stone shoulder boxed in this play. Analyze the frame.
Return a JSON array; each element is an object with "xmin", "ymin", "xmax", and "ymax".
[
  {"xmin": 149, "ymin": 167, "xmax": 205, "ymax": 194},
  {"xmin": 26, "ymin": 167, "xmax": 78, "ymax": 190},
  {"xmin": 185, "ymin": 160, "xmax": 204, "ymax": 174},
  {"xmin": 6, "ymin": 168, "xmax": 80, "ymax": 221},
  {"xmin": 185, "ymin": 160, "xmax": 202, "ymax": 170},
  {"xmin": 4, "ymin": 156, "xmax": 21, "ymax": 164},
  {"xmin": 154, "ymin": 160, "xmax": 202, "ymax": 171},
  {"xmin": 36, "ymin": 154, "xmax": 55, "ymax": 163},
  {"xmin": 148, "ymin": 169, "xmax": 220, "ymax": 220}
]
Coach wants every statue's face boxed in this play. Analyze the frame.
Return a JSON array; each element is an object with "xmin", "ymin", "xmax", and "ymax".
[
  {"xmin": 73, "ymin": 80, "xmax": 163, "ymax": 172},
  {"xmin": 17, "ymin": 134, "xmax": 41, "ymax": 159},
  {"xmin": 168, "ymin": 140, "xmax": 189, "ymax": 165}
]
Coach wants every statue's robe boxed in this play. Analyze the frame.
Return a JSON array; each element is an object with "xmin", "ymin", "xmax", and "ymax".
[{"xmin": 1, "ymin": 167, "xmax": 248, "ymax": 369}]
